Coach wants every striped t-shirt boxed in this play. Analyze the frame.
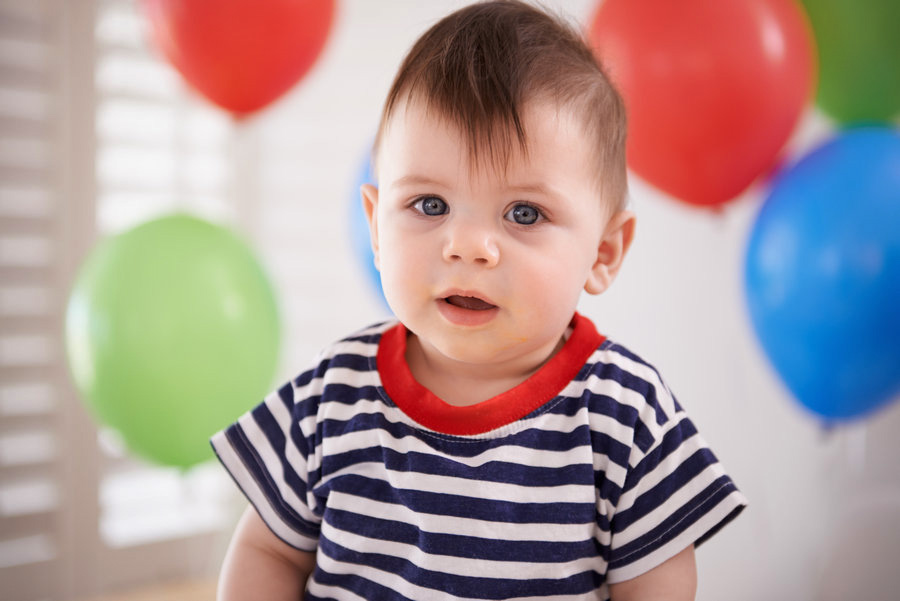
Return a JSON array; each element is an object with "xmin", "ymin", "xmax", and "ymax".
[{"xmin": 211, "ymin": 313, "xmax": 746, "ymax": 600}]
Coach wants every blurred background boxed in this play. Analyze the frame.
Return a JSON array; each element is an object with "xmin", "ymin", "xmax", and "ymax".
[{"xmin": 1, "ymin": 0, "xmax": 898, "ymax": 599}]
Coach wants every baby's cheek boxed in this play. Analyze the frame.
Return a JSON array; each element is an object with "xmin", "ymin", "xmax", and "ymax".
[{"xmin": 493, "ymin": 328, "xmax": 530, "ymax": 349}]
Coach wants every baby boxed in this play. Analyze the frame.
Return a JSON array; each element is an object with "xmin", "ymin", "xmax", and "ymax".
[{"xmin": 212, "ymin": 2, "xmax": 746, "ymax": 599}]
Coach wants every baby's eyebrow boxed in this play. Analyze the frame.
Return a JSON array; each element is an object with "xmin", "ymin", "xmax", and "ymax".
[
  {"xmin": 506, "ymin": 182, "xmax": 550, "ymax": 195},
  {"xmin": 504, "ymin": 182, "xmax": 564, "ymax": 202},
  {"xmin": 391, "ymin": 174, "xmax": 447, "ymax": 189},
  {"xmin": 390, "ymin": 174, "xmax": 563, "ymax": 202}
]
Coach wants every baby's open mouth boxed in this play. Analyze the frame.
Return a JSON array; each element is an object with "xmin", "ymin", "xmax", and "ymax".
[{"xmin": 443, "ymin": 295, "xmax": 497, "ymax": 311}]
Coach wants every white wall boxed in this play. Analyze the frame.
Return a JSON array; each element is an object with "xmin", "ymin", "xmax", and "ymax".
[{"xmin": 228, "ymin": 1, "xmax": 900, "ymax": 599}]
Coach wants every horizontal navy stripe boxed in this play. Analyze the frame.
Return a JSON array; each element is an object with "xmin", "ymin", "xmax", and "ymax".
[
  {"xmin": 276, "ymin": 380, "xmax": 294, "ymax": 410},
  {"xmin": 317, "ymin": 535, "xmax": 604, "ymax": 600},
  {"xmin": 589, "ymin": 428, "xmax": 631, "ymax": 471},
  {"xmin": 314, "ymin": 382, "xmax": 381, "ymax": 405},
  {"xmin": 593, "ymin": 469, "xmax": 623, "ymax": 512},
  {"xmin": 322, "ymin": 474, "xmax": 596, "ymax": 525},
  {"xmin": 327, "ymin": 352, "xmax": 376, "ymax": 372},
  {"xmin": 584, "ymin": 390, "xmax": 640, "ymax": 427},
  {"xmin": 293, "ymin": 367, "xmax": 315, "ymax": 389},
  {"xmin": 326, "ymin": 508, "xmax": 597, "ymax": 562},
  {"xmin": 309, "ymin": 568, "xmax": 417, "ymax": 601},
  {"xmin": 316, "ymin": 410, "xmax": 604, "ymax": 457},
  {"xmin": 322, "ymin": 446, "xmax": 595, "ymax": 488}
]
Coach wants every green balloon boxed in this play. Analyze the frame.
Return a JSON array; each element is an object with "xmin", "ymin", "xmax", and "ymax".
[
  {"xmin": 65, "ymin": 214, "xmax": 280, "ymax": 468},
  {"xmin": 802, "ymin": 0, "xmax": 900, "ymax": 124}
]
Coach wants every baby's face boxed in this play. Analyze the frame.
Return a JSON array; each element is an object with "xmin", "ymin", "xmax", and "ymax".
[{"xmin": 366, "ymin": 98, "xmax": 611, "ymax": 372}]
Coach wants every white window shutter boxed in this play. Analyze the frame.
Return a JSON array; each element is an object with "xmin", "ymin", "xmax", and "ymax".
[
  {"xmin": 1, "ymin": 1, "xmax": 89, "ymax": 598},
  {"xmin": 1, "ymin": 0, "xmax": 244, "ymax": 598}
]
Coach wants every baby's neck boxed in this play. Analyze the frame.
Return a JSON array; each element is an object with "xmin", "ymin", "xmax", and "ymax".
[{"xmin": 404, "ymin": 333, "xmax": 565, "ymax": 407}]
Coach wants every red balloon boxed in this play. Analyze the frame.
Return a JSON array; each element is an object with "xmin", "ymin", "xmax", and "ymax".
[
  {"xmin": 589, "ymin": 0, "xmax": 816, "ymax": 207},
  {"xmin": 142, "ymin": 0, "xmax": 336, "ymax": 117}
]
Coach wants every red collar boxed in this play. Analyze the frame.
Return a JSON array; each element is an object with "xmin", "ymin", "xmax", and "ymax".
[{"xmin": 376, "ymin": 313, "xmax": 604, "ymax": 435}]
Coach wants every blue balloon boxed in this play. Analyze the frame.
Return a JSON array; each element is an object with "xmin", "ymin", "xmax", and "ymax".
[
  {"xmin": 349, "ymin": 148, "xmax": 388, "ymax": 309},
  {"xmin": 745, "ymin": 127, "xmax": 900, "ymax": 421}
]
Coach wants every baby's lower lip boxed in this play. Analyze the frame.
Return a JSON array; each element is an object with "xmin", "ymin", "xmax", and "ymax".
[{"xmin": 436, "ymin": 296, "xmax": 499, "ymax": 326}]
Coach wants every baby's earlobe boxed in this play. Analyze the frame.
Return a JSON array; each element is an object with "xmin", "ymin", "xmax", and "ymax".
[{"xmin": 584, "ymin": 266, "xmax": 612, "ymax": 295}]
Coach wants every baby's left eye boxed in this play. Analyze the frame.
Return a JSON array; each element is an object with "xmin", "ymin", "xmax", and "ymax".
[{"xmin": 505, "ymin": 203, "xmax": 543, "ymax": 225}]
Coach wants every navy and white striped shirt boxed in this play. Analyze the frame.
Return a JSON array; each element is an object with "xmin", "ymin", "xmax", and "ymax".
[{"xmin": 212, "ymin": 313, "xmax": 746, "ymax": 600}]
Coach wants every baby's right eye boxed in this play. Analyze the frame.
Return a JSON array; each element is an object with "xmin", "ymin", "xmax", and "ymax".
[{"xmin": 413, "ymin": 196, "xmax": 448, "ymax": 216}]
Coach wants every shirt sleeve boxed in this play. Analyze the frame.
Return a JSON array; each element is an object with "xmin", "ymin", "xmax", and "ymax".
[
  {"xmin": 602, "ymin": 362, "xmax": 747, "ymax": 584},
  {"xmin": 210, "ymin": 369, "xmax": 324, "ymax": 552}
]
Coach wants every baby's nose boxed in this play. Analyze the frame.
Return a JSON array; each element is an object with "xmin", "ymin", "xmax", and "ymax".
[{"xmin": 442, "ymin": 222, "xmax": 500, "ymax": 267}]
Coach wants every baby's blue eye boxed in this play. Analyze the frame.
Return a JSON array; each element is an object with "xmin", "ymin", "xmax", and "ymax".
[
  {"xmin": 506, "ymin": 203, "xmax": 542, "ymax": 225},
  {"xmin": 415, "ymin": 196, "xmax": 448, "ymax": 216}
]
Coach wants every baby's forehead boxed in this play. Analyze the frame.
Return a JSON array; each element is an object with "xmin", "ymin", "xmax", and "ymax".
[{"xmin": 378, "ymin": 93, "xmax": 590, "ymax": 176}]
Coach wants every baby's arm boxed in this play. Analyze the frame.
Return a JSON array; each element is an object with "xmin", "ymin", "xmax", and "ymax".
[
  {"xmin": 608, "ymin": 545, "xmax": 697, "ymax": 601},
  {"xmin": 217, "ymin": 505, "xmax": 317, "ymax": 601}
]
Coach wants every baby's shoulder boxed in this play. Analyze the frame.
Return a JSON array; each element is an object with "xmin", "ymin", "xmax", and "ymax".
[
  {"xmin": 584, "ymin": 339, "xmax": 667, "ymax": 389},
  {"xmin": 576, "ymin": 338, "xmax": 682, "ymax": 433},
  {"xmin": 288, "ymin": 320, "xmax": 396, "ymax": 396},
  {"xmin": 324, "ymin": 320, "xmax": 395, "ymax": 363}
]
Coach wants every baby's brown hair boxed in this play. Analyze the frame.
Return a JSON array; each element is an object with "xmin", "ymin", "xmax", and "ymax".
[{"xmin": 373, "ymin": 0, "xmax": 628, "ymax": 211}]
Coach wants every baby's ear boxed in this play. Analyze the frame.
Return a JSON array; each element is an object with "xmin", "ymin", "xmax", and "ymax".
[
  {"xmin": 360, "ymin": 184, "xmax": 380, "ymax": 269},
  {"xmin": 584, "ymin": 210, "xmax": 636, "ymax": 295}
]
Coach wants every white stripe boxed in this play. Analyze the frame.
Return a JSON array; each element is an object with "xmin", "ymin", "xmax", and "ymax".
[
  {"xmin": 327, "ymin": 490, "xmax": 595, "ymax": 542},
  {"xmin": 586, "ymin": 402, "xmax": 638, "ymax": 448},
  {"xmin": 524, "ymin": 405, "xmax": 592, "ymax": 433},
  {"xmin": 320, "ymin": 365, "xmax": 382, "ymax": 389},
  {"xmin": 594, "ymin": 519, "xmax": 612, "ymax": 548},
  {"xmin": 305, "ymin": 581, "xmax": 369, "ymax": 601},
  {"xmin": 311, "ymin": 555, "xmax": 611, "ymax": 601},
  {"xmin": 316, "ymin": 547, "xmax": 472, "ymax": 601},
  {"xmin": 324, "ymin": 461, "xmax": 596, "ymax": 505},
  {"xmin": 321, "ymin": 519, "xmax": 601, "ymax": 581},
  {"xmin": 317, "ymin": 396, "xmax": 400, "ymax": 423},
  {"xmin": 324, "ymin": 398, "xmax": 599, "ymax": 437},
  {"xmin": 210, "ymin": 430, "xmax": 318, "ymax": 551},
  {"xmin": 592, "ymin": 452, "xmax": 628, "ymax": 490},
  {"xmin": 315, "ymin": 551, "xmax": 474, "ymax": 601},
  {"xmin": 319, "ymin": 421, "xmax": 596, "ymax": 471},
  {"xmin": 333, "ymin": 338, "xmax": 380, "ymax": 355}
]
